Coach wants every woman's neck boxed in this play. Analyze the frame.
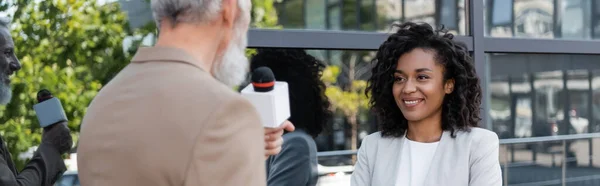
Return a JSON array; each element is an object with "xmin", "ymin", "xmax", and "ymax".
[{"xmin": 406, "ymin": 114, "xmax": 443, "ymax": 143}]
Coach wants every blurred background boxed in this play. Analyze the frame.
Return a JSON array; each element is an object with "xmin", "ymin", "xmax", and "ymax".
[{"xmin": 1, "ymin": 0, "xmax": 600, "ymax": 185}]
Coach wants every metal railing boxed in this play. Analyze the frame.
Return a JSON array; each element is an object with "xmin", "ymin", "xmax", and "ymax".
[
  {"xmin": 316, "ymin": 133, "xmax": 600, "ymax": 186},
  {"xmin": 317, "ymin": 132, "xmax": 600, "ymax": 156}
]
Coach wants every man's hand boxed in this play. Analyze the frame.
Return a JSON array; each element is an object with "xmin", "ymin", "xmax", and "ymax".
[
  {"xmin": 42, "ymin": 121, "xmax": 73, "ymax": 154},
  {"xmin": 264, "ymin": 120, "xmax": 295, "ymax": 158}
]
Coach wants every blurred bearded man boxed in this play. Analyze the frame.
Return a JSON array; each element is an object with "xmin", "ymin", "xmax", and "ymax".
[
  {"xmin": 77, "ymin": 0, "xmax": 293, "ymax": 185},
  {"xmin": 0, "ymin": 17, "xmax": 73, "ymax": 186}
]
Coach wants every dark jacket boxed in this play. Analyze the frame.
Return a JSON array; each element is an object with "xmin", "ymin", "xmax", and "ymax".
[
  {"xmin": 266, "ymin": 130, "xmax": 318, "ymax": 186},
  {"xmin": 0, "ymin": 134, "xmax": 66, "ymax": 186}
]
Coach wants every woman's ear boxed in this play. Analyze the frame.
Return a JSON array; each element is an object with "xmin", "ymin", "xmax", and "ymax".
[{"xmin": 444, "ymin": 79, "xmax": 455, "ymax": 94}]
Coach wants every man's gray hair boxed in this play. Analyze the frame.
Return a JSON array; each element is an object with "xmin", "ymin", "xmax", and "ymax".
[
  {"xmin": 0, "ymin": 17, "xmax": 10, "ymax": 29},
  {"xmin": 151, "ymin": 0, "xmax": 225, "ymax": 27}
]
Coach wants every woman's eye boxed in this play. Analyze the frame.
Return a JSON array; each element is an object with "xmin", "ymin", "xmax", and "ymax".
[
  {"xmin": 417, "ymin": 75, "xmax": 429, "ymax": 80},
  {"xmin": 394, "ymin": 77, "xmax": 405, "ymax": 83}
]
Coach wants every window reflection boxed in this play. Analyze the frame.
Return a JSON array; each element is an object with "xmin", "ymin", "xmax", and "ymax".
[
  {"xmin": 500, "ymin": 139, "xmax": 600, "ymax": 185},
  {"xmin": 590, "ymin": 70, "xmax": 600, "ymax": 133},
  {"xmin": 491, "ymin": 74, "xmax": 533, "ymax": 139},
  {"xmin": 270, "ymin": 0, "xmax": 466, "ymax": 34},
  {"xmin": 275, "ymin": 0, "xmax": 305, "ymax": 29},
  {"xmin": 486, "ymin": 0, "xmax": 599, "ymax": 39},
  {"xmin": 489, "ymin": 53, "xmax": 600, "ymax": 139},
  {"xmin": 306, "ymin": 0, "xmax": 326, "ymax": 29}
]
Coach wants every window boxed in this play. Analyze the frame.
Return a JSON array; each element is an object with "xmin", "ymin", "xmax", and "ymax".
[
  {"xmin": 265, "ymin": 0, "xmax": 467, "ymax": 34},
  {"xmin": 486, "ymin": 0, "xmax": 598, "ymax": 39},
  {"xmin": 488, "ymin": 53, "xmax": 600, "ymax": 139}
]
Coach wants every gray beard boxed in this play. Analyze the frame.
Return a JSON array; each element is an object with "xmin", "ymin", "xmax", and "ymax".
[
  {"xmin": 213, "ymin": 45, "xmax": 248, "ymax": 87},
  {"xmin": 0, "ymin": 80, "xmax": 13, "ymax": 105},
  {"xmin": 212, "ymin": 23, "xmax": 249, "ymax": 87}
]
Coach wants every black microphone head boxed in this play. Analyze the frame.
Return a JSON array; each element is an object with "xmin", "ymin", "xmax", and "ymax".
[
  {"xmin": 251, "ymin": 66, "xmax": 275, "ymax": 92},
  {"xmin": 37, "ymin": 89, "xmax": 53, "ymax": 103}
]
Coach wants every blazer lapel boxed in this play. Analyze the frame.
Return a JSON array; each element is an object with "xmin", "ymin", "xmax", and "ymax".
[
  {"xmin": 386, "ymin": 135, "xmax": 406, "ymax": 185},
  {"xmin": 422, "ymin": 131, "xmax": 450, "ymax": 186}
]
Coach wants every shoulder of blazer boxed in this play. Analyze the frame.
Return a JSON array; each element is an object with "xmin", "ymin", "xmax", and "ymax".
[
  {"xmin": 454, "ymin": 127, "xmax": 500, "ymax": 161},
  {"xmin": 359, "ymin": 131, "xmax": 402, "ymax": 152},
  {"xmin": 182, "ymin": 71, "xmax": 245, "ymax": 104},
  {"xmin": 456, "ymin": 127, "xmax": 499, "ymax": 145},
  {"xmin": 361, "ymin": 132, "xmax": 382, "ymax": 147}
]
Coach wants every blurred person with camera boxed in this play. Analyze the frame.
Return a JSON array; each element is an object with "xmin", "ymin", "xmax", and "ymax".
[{"xmin": 0, "ymin": 17, "xmax": 74, "ymax": 186}]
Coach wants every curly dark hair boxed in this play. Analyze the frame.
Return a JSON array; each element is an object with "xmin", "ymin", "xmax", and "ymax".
[
  {"xmin": 366, "ymin": 22, "xmax": 481, "ymax": 138},
  {"xmin": 250, "ymin": 48, "xmax": 332, "ymax": 138}
]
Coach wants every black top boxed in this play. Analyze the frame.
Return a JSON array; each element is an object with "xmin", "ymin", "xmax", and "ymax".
[
  {"xmin": 265, "ymin": 129, "xmax": 318, "ymax": 186},
  {"xmin": 0, "ymin": 134, "xmax": 66, "ymax": 186}
]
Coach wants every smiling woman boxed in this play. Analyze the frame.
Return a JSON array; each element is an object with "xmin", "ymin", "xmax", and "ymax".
[
  {"xmin": 391, "ymin": 48, "xmax": 455, "ymax": 128},
  {"xmin": 350, "ymin": 22, "xmax": 502, "ymax": 186}
]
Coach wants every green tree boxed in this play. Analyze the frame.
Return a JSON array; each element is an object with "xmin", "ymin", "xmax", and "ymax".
[
  {"xmin": 322, "ymin": 63, "xmax": 369, "ymax": 159},
  {"xmin": 0, "ymin": 0, "xmax": 132, "ymax": 170},
  {"xmin": 245, "ymin": 0, "xmax": 281, "ymax": 58},
  {"xmin": 251, "ymin": 0, "xmax": 281, "ymax": 29},
  {"xmin": 327, "ymin": 0, "xmax": 385, "ymax": 154}
]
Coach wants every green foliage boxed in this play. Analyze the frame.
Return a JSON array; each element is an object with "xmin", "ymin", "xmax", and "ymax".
[
  {"xmin": 0, "ymin": 0, "xmax": 132, "ymax": 170},
  {"xmin": 322, "ymin": 52, "xmax": 371, "ymax": 152},
  {"xmin": 322, "ymin": 66, "xmax": 369, "ymax": 119},
  {"xmin": 272, "ymin": 0, "xmax": 303, "ymax": 29},
  {"xmin": 321, "ymin": 65, "xmax": 341, "ymax": 85},
  {"xmin": 341, "ymin": 0, "xmax": 387, "ymax": 31},
  {"xmin": 246, "ymin": 0, "xmax": 281, "ymax": 59},
  {"xmin": 251, "ymin": 0, "xmax": 281, "ymax": 29}
]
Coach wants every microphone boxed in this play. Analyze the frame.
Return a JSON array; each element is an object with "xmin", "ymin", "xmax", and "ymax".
[
  {"xmin": 33, "ymin": 89, "xmax": 68, "ymax": 128},
  {"xmin": 251, "ymin": 67, "xmax": 276, "ymax": 92},
  {"xmin": 241, "ymin": 67, "xmax": 290, "ymax": 128}
]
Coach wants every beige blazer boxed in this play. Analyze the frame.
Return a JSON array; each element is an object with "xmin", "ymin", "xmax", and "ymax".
[
  {"xmin": 351, "ymin": 128, "xmax": 502, "ymax": 186},
  {"xmin": 77, "ymin": 46, "xmax": 266, "ymax": 186}
]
